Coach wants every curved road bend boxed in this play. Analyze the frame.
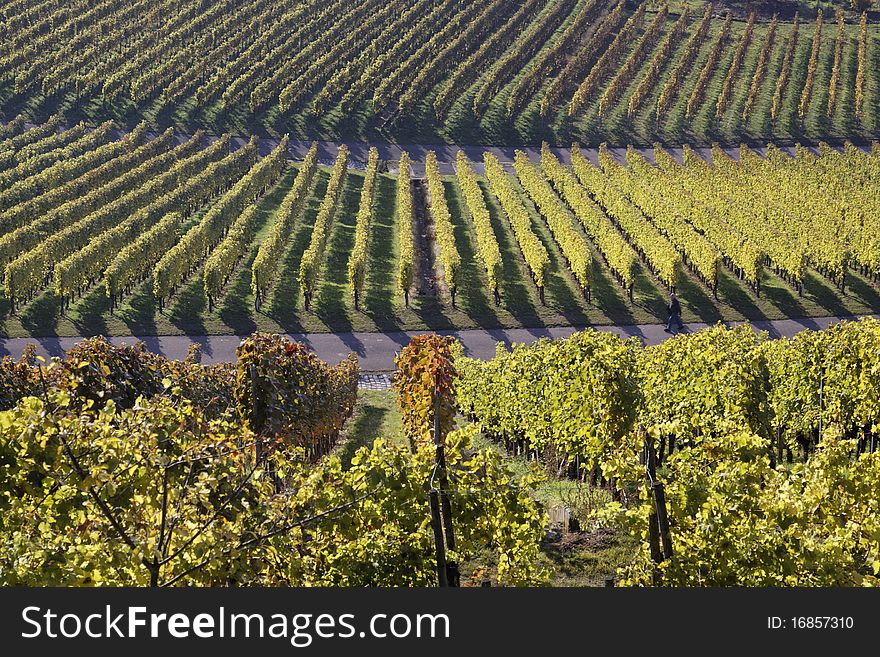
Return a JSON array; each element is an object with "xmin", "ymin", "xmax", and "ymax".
[{"xmin": 0, "ymin": 315, "xmax": 874, "ymax": 372}]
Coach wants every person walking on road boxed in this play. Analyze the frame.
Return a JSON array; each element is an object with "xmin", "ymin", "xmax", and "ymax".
[{"xmin": 665, "ymin": 292, "xmax": 683, "ymax": 333}]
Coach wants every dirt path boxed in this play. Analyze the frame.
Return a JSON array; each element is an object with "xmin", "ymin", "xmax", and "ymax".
[{"xmin": 411, "ymin": 179, "xmax": 437, "ymax": 297}]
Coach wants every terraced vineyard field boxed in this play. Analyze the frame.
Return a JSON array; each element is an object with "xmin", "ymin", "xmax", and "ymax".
[
  {"xmin": 0, "ymin": 0, "xmax": 878, "ymax": 146},
  {"xmin": 0, "ymin": 118, "xmax": 878, "ymax": 338}
]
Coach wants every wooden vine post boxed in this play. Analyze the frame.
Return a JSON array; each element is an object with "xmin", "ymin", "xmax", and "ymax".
[
  {"xmin": 394, "ymin": 334, "xmax": 459, "ymax": 586},
  {"xmin": 434, "ymin": 380, "xmax": 456, "ymax": 553},
  {"xmin": 235, "ymin": 332, "xmax": 359, "ymax": 470},
  {"xmin": 643, "ymin": 430, "xmax": 673, "ymax": 582},
  {"xmin": 428, "ymin": 488, "xmax": 449, "ymax": 587},
  {"xmin": 249, "ymin": 363, "xmax": 264, "ymax": 466}
]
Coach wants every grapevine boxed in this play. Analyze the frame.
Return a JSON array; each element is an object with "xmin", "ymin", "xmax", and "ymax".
[
  {"xmin": 743, "ymin": 15, "xmax": 778, "ymax": 121},
  {"xmin": 798, "ymin": 9, "xmax": 823, "ymax": 120},
  {"xmin": 253, "ymin": 141, "xmax": 320, "ymax": 307},
  {"xmin": 454, "ymin": 151, "xmax": 503, "ymax": 301},
  {"xmin": 656, "ymin": 4, "xmax": 713, "ymax": 119},
  {"xmin": 347, "ymin": 147, "xmax": 379, "ymax": 309},
  {"xmin": 685, "ymin": 12, "xmax": 732, "ymax": 120},
  {"xmin": 298, "ymin": 143, "xmax": 349, "ymax": 309},
  {"xmin": 483, "ymin": 152, "xmax": 549, "ymax": 298},
  {"xmin": 514, "ymin": 151, "xmax": 592, "ymax": 295},
  {"xmin": 827, "ymin": 8, "xmax": 845, "ymax": 117},
  {"xmin": 396, "ymin": 151, "xmax": 415, "ymax": 306},
  {"xmin": 716, "ymin": 12, "xmax": 755, "ymax": 119},
  {"xmin": 424, "ymin": 151, "xmax": 462, "ymax": 305},
  {"xmin": 772, "ymin": 12, "xmax": 800, "ymax": 121}
]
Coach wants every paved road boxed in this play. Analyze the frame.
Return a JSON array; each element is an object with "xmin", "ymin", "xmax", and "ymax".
[
  {"xmin": 17, "ymin": 119, "xmax": 854, "ymax": 176},
  {"xmin": 4, "ymin": 121, "xmax": 872, "ymax": 368},
  {"xmin": 222, "ymin": 136, "xmax": 825, "ymax": 176},
  {"xmin": 0, "ymin": 315, "xmax": 873, "ymax": 372}
]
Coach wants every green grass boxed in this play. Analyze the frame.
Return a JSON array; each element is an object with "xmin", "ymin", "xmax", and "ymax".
[
  {"xmin": 832, "ymin": 35, "xmax": 859, "ymax": 136},
  {"xmin": 659, "ymin": 18, "xmax": 722, "ymax": 143},
  {"xmin": 689, "ymin": 24, "xmax": 738, "ymax": 143},
  {"xmin": 804, "ymin": 25, "xmax": 835, "ymax": 139},
  {"xmin": 343, "ymin": 389, "xmax": 638, "ymax": 586},
  {"xmin": 312, "ymin": 170, "xmax": 365, "ymax": 326},
  {"xmin": 626, "ymin": 18, "xmax": 696, "ymax": 143},
  {"xmin": 464, "ymin": 435, "xmax": 638, "ymax": 587},
  {"xmin": 537, "ymin": 529, "xmax": 638, "ymax": 587},
  {"xmin": 336, "ymin": 389, "xmax": 405, "ymax": 468},
  {"xmin": 745, "ymin": 20, "xmax": 792, "ymax": 139},
  {"xmin": 717, "ymin": 22, "xmax": 764, "ymax": 139}
]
